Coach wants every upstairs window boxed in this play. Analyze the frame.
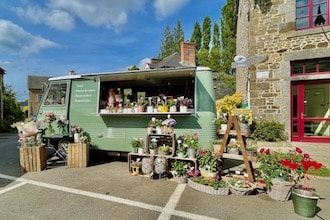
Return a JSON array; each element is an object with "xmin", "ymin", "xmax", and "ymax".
[
  {"xmin": 296, "ymin": 0, "xmax": 329, "ymax": 30},
  {"xmin": 291, "ymin": 58, "xmax": 330, "ymax": 75}
]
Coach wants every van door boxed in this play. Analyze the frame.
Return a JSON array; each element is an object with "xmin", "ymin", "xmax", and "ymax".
[{"xmin": 36, "ymin": 80, "xmax": 70, "ymax": 133}]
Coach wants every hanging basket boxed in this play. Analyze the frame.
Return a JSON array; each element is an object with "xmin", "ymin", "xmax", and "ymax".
[{"xmin": 267, "ymin": 179, "xmax": 294, "ymax": 201}]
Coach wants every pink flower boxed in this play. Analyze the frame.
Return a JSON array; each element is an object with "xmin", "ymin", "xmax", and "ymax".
[
  {"xmin": 303, "ymin": 153, "xmax": 310, "ymax": 159},
  {"xmin": 295, "ymin": 147, "xmax": 303, "ymax": 154}
]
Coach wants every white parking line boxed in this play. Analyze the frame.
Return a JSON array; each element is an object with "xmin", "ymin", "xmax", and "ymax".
[
  {"xmin": 0, "ymin": 173, "xmax": 221, "ymax": 220},
  {"xmin": 0, "ymin": 182, "xmax": 26, "ymax": 195}
]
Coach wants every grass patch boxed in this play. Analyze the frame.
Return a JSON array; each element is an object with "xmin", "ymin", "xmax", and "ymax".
[{"xmin": 308, "ymin": 166, "xmax": 330, "ymax": 177}]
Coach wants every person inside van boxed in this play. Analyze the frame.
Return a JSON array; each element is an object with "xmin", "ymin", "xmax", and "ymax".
[{"xmin": 105, "ymin": 87, "xmax": 119, "ymax": 109}]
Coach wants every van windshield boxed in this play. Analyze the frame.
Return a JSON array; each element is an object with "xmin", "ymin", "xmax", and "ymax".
[{"xmin": 43, "ymin": 83, "xmax": 67, "ymax": 106}]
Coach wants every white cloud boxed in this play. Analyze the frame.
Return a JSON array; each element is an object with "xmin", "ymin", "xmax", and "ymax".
[
  {"xmin": 153, "ymin": 0, "xmax": 189, "ymax": 19},
  {"xmin": 15, "ymin": 5, "xmax": 75, "ymax": 31},
  {"xmin": 16, "ymin": 0, "xmax": 147, "ymax": 31},
  {"xmin": 0, "ymin": 19, "xmax": 58, "ymax": 56},
  {"xmin": 138, "ymin": 58, "xmax": 151, "ymax": 70}
]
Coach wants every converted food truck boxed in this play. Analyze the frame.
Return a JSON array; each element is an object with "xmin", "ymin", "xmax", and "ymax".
[{"xmin": 36, "ymin": 66, "xmax": 217, "ymax": 155}]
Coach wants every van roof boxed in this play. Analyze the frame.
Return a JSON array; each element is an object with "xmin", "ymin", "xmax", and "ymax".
[{"xmin": 49, "ymin": 67, "xmax": 197, "ymax": 82}]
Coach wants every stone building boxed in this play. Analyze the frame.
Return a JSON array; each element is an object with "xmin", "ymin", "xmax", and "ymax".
[
  {"xmin": 27, "ymin": 75, "xmax": 49, "ymax": 117},
  {"xmin": 236, "ymin": 0, "xmax": 330, "ymax": 143}
]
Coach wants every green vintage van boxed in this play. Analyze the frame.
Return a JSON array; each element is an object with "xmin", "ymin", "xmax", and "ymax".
[{"xmin": 36, "ymin": 66, "xmax": 216, "ymax": 156}]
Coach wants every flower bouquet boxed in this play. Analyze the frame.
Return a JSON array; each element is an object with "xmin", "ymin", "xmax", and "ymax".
[{"xmin": 57, "ymin": 116, "xmax": 69, "ymax": 134}]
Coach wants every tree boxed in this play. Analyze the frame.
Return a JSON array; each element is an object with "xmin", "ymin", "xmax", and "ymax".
[
  {"xmin": 159, "ymin": 21, "xmax": 185, "ymax": 59},
  {"xmin": 190, "ymin": 22, "xmax": 202, "ymax": 52},
  {"xmin": 202, "ymin": 16, "xmax": 212, "ymax": 51},
  {"xmin": 220, "ymin": 0, "xmax": 237, "ymax": 74},
  {"xmin": 159, "ymin": 25, "xmax": 174, "ymax": 59},
  {"xmin": 128, "ymin": 65, "xmax": 139, "ymax": 71},
  {"xmin": 173, "ymin": 20, "xmax": 185, "ymax": 53},
  {"xmin": 209, "ymin": 22, "xmax": 221, "ymax": 72},
  {"xmin": 0, "ymin": 86, "xmax": 24, "ymax": 132},
  {"xmin": 196, "ymin": 48, "xmax": 209, "ymax": 67}
]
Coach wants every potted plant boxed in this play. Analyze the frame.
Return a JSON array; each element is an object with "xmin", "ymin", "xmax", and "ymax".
[
  {"xmin": 148, "ymin": 117, "xmax": 163, "ymax": 134},
  {"xmin": 197, "ymin": 149, "xmax": 219, "ymax": 178},
  {"xmin": 278, "ymin": 150, "xmax": 323, "ymax": 217},
  {"xmin": 245, "ymin": 145, "xmax": 257, "ymax": 157},
  {"xmin": 177, "ymin": 96, "xmax": 192, "ymax": 112},
  {"xmin": 158, "ymin": 144, "xmax": 169, "ymax": 155},
  {"xmin": 162, "ymin": 116, "xmax": 176, "ymax": 134},
  {"xmin": 212, "ymin": 139, "xmax": 222, "ymax": 155},
  {"xmin": 168, "ymin": 98, "xmax": 177, "ymax": 112},
  {"xmin": 176, "ymin": 139, "xmax": 187, "ymax": 158},
  {"xmin": 71, "ymin": 124, "xmax": 83, "ymax": 143},
  {"xmin": 130, "ymin": 138, "xmax": 144, "ymax": 154},
  {"xmin": 214, "ymin": 113, "xmax": 228, "ymax": 131},
  {"xmin": 179, "ymin": 132, "xmax": 200, "ymax": 158},
  {"xmin": 257, "ymin": 147, "xmax": 307, "ymax": 201},
  {"xmin": 136, "ymin": 97, "xmax": 148, "ymax": 112},
  {"xmin": 158, "ymin": 96, "xmax": 169, "ymax": 112},
  {"xmin": 170, "ymin": 160, "xmax": 189, "ymax": 183},
  {"xmin": 227, "ymin": 138, "xmax": 240, "ymax": 155},
  {"xmin": 216, "ymin": 92, "xmax": 242, "ymax": 116},
  {"xmin": 226, "ymin": 175, "xmax": 256, "ymax": 195},
  {"xmin": 44, "ymin": 112, "xmax": 57, "ymax": 136},
  {"xmin": 149, "ymin": 138, "xmax": 158, "ymax": 155}
]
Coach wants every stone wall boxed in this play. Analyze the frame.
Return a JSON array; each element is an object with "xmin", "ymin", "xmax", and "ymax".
[{"xmin": 237, "ymin": 0, "xmax": 330, "ymax": 137}]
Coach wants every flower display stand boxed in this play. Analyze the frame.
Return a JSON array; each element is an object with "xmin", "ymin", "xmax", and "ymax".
[
  {"xmin": 67, "ymin": 143, "xmax": 89, "ymax": 168},
  {"xmin": 19, "ymin": 145, "xmax": 47, "ymax": 172},
  {"xmin": 217, "ymin": 111, "xmax": 256, "ymax": 183}
]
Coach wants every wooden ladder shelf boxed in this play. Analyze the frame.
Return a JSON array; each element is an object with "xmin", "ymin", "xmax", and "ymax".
[{"xmin": 218, "ymin": 115, "xmax": 256, "ymax": 183}]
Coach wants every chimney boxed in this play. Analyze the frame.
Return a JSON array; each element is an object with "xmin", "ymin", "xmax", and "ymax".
[
  {"xmin": 180, "ymin": 41, "xmax": 196, "ymax": 67},
  {"xmin": 150, "ymin": 58, "xmax": 160, "ymax": 65}
]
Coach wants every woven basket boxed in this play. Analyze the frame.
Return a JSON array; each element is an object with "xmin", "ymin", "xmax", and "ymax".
[
  {"xmin": 228, "ymin": 183, "xmax": 255, "ymax": 195},
  {"xmin": 267, "ymin": 180, "xmax": 293, "ymax": 201},
  {"xmin": 187, "ymin": 179, "xmax": 229, "ymax": 196}
]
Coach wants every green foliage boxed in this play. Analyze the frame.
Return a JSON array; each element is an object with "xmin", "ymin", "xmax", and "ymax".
[
  {"xmin": 196, "ymin": 48, "xmax": 209, "ymax": 67},
  {"xmin": 308, "ymin": 166, "xmax": 330, "ymax": 177},
  {"xmin": 257, "ymin": 149, "xmax": 304, "ymax": 187},
  {"xmin": 128, "ymin": 65, "xmax": 139, "ymax": 71},
  {"xmin": 197, "ymin": 149, "xmax": 218, "ymax": 172},
  {"xmin": 217, "ymin": 73, "xmax": 236, "ymax": 90},
  {"xmin": 250, "ymin": 121, "xmax": 287, "ymax": 142},
  {"xmin": 159, "ymin": 21, "xmax": 184, "ymax": 59},
  {"xmin": 202, "ymin": 16, "xmax": 211, "ymax": 50},
  {"xmin": 171, "ymin": 160, "xmax": 188, "ymax": 177},
  {"xmin": 0, "ymin": 85, "xmax": 24, "ymax": 132},
  {"xmin": 190, "ymin": 22, "xmax": 202, "ymax": 51},
  {"xmin": 220, "ymin": 0, "xmax": 237, "ymax": 74}
]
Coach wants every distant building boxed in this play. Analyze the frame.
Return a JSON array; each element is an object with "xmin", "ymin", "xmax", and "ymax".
[{"xmin": 28, "ymin": 75, "xmax": 50, "ymax": 117}]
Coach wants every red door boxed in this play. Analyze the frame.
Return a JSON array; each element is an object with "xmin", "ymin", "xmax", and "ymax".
[{"xmin": 291, "ymin": 81, "xmax": 330, "ymax": 142}]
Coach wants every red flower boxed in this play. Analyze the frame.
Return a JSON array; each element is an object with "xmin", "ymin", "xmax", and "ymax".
[
  {"xmin": 312, "ymin": 161, "xmax": 323, "ymax": 170},
  {"xmin": 303, "ymin": 153, "xmax": 310, "ymax": 159},
  {"xmin": 264, "ymin": 148, "xmax": 270, "ymax": 155},
  {"xmin": 301, "ymin": 160, "xmax": 313, "ymax": 172},
  {"xmin": 281, "ymin": 159, "xmax": 299, "ymax": 170},
  {"xmin": 259, "ymin": 148, "xmax": 265, "ymax": 153},
  {"xmin": 258, "ymin": 179, "xmax": 265, "ymax": 184},
  {"xmin": 295, "ymin": 147, "xmax": 303, "ymax": 154}
]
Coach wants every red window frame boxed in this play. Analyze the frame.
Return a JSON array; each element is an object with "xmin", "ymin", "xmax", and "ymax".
[{"xmin": 296, "ymin": 0, "xmax": 329, "ymax": 30}]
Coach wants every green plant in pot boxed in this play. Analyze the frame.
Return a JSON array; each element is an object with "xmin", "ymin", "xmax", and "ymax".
[
  {"xmin": 170, "ymin": 160, "xmax": 188, "ymax": 177},
  {"xmin": 278, "ymin": 150, "xmax": 323, "ymax": 218},
  {"xmin": 158, "ymin": 144, "xmax": 169, "ymax": 155},
  {"xmin": 249, "ymin": 120, "xmax": 287, "ymax": 142},
  {"xmin": 245, "ymin": 145, "xmax": 257, "ymax": 157},
  {"xmin": 149, "ymin": 138, "xmax": 158, "ymax": 154},
  {"xmin": 130, "ymin": 138, "xmax": 144, "ymax": 153},
  {"xmin": 211, "ymin": 139, "xmax": 222, "ymax": 155},
  {"xmin": 197, "ymin": 149, "xmax": 219, "ymax": 178},
  {"xmin": 176, "ymin": 139, "xmax": 186, "ymax": 158}
]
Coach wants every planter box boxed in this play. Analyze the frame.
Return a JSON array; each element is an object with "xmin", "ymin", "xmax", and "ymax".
[
  {"xmin": 19, "ymin": 145, "xmax": 47, "ymax": 172},
  {"xmin": 187, "ymin": 178, "xmax": 229, "ymax": 195},
  {"xmin": 67, "ymin": 143, "xmax": 89, "ymax": 168}
]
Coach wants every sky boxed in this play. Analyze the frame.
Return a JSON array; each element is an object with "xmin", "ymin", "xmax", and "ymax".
[{"xmin": 0, "ymin": 0, "xmax": 226, "ymax": 101}]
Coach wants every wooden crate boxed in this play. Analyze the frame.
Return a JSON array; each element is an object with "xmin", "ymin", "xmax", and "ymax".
[
  {"xmin": 19, "ymin": 145, "xmax": 47, "ymax": 172},
  {"xmin": 67, "ymin": 143, "xmax": 89, "ymax": 168}
]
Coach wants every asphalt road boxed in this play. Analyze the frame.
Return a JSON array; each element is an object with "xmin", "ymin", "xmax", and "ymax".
[{"xmin": 0, "ymin": 133, "xmax": 329, "ymax": 220}]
